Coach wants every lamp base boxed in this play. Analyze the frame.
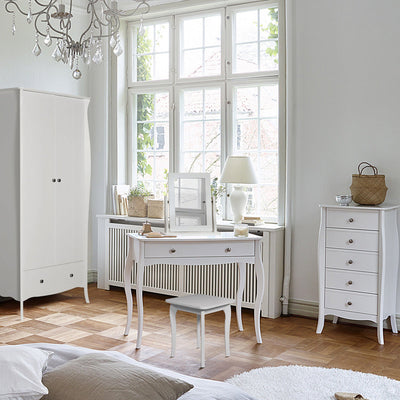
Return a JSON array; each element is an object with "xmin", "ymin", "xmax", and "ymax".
[{"xmin": 230, "ymin": 186, "xmax": 248, "ymax": 223}]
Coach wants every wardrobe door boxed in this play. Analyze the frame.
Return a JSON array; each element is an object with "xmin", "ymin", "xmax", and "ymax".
[
  {"xmin": 20, "ymin": 91, "xmax": 56, "ymax": 270},
  {"xmin": 53, "ymin": 96, "xmax": 87, "ymax": 265}
]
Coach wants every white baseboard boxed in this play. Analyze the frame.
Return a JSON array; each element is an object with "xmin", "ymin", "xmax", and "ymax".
[{"xmin": 288, "ymin": 299, "xmax": 399, "ymax": 329}]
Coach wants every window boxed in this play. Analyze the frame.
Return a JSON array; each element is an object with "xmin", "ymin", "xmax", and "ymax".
[{"xmin": 127, "ymin": 1, "xmax": 283, "ymax": 222}]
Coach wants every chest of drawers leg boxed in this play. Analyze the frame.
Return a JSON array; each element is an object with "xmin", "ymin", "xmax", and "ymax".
[{"xmin": 316, "ymin": 205, "xmax": 400, "ymax": 345}]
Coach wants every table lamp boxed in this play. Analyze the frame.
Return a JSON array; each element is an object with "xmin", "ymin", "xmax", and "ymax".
[{"xmin": 220, "ymin": 156, "xmax": 258, "ymax": 223}]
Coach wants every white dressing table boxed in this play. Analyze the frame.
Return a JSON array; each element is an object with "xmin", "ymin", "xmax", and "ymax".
[{"xmin": 123, "ymin": 232, "xmax": 264, "ymax": 348}]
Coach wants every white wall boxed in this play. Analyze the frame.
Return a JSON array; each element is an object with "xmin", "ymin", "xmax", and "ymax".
[
  {"xmin": 289, "ymin": 0, "xmax": 400, "ymax": 309},
  {"xmin": 0, "ymin": 11, "xmax": 89, "ymax": 95}
]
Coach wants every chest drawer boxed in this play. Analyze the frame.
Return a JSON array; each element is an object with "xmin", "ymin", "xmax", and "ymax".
[
  {"xmin": 22, "ymin": 262, "xmax": 85, "ymax": 301},
  {"xmin": 325, "ymin": 289, "xmax": 377, "ymax": 315},
  {"xmin": 326, "ymin": 229, "xmax": 379, "ymax": 252},
  {"xmin": 325, "ymin": 249, "xmax": 378, "ymax": 273},
  {"xmin": 327, "ymin": 209, "xmax": 379, "ymax": 230},
  {"xmin": 326, "ymin": 269, "xmax": 378, "ymax": 294},
  {"xmin": 144, "ymin": 240, "xmax": 255, "ymax": 258}
]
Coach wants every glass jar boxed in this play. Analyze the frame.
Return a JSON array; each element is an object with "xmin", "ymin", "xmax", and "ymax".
[{"xmin": 234, "ymin": 223, "xmax": 249, "ymax": 237}]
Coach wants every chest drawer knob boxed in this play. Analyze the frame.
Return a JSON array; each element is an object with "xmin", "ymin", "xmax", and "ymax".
[
  {"xmin": 348, "ymin": 259, "xmax": 353, "ymax": 264},
  {"xmin": 348, "ymin": 218, "xmax": 354, "ymax": 223},
  {"xmin": 225, "ymin": 247, "xmax": 232, "ymax": 253},
  {"xmin": 347, "ymin": 301, "xmax": 352, "ymax": 306},
  {"xmin": 40, "ymin": 279, "xmax": 44, "ymax": 284},
  {"xmin": 347, "ymin": 280, "xmax": 353, "ymax": 285},
  {"xmin": 169, "ymin": 248, "xmax": 176, "ymax": 254},
  {"xmin": 348, "ymin": 239, "xmax": 354, "ymax": 244},
  {"xmin": 69, "ymin": 273, "xmax": 74, "ymax": 278}
]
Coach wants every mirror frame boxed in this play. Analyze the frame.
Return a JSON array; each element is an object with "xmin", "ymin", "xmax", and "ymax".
[{"xmin": 168, "ymin": 172, "xmax": 213, "ymax": 232}]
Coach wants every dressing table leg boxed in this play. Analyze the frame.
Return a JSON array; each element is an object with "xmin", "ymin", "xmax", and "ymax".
[
  {"xmin": 136, "ymin": 261, "xmax": 144, "ymax": 349},
  {"xmin": 236, "ymin": 262, "xmax": 245, "ymax": 331},
  {"xmin": 124, "ymin": 238, "xmax": 134, "ymax": 336},
  {"xmin": 254, "ymin": 242, "xmax": 264, "ymax": 343},
  {"xmin": 170, "ymin": 306, "xmax": 177, "ymax": 357}
]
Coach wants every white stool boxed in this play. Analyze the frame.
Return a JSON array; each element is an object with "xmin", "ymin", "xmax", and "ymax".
[{"xmin": 166, "ymin": 294, "xmax": 231, "ymax": 368}]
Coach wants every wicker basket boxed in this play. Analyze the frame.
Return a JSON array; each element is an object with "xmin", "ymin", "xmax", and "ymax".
[
  {"xmin": 127, "ymin": 195, "xmax": 153, "ymax": 217},
  {"xmin": 350, "ymin": 162, "xmax": 387, "ymax": 205},
  {"xmin": 147, "ymin": 199, "xmax": 164, "ymax": 219}
]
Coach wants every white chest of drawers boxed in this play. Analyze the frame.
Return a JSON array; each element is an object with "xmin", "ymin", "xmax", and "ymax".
[{"xmin": 316, "ymin": 204, "xmax": 400, "ymax": 344}]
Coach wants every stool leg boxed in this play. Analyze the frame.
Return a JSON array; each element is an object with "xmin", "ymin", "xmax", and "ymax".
[
  {"xmin": 200, "ymin": 311, "xmax": 205, "ymax": 368},
  {"xmin": 170, "ymin": 306, "xmax": 177, "ymax": 357},
  {"xmin": 224, "ymin": 306, "xmax": 231, "ymax": 357},
  {"xmin": 196, "ymin": 315, "xmax": 200, "ymax": 349}
]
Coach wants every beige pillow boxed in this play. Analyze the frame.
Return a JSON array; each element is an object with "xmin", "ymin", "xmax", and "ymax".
[{"xmin": 41, "ymin": 353, "xmax": 193, "ymax": 400}]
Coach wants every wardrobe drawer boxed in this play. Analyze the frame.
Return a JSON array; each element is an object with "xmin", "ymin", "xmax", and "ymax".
[
  {"xmin": 22, "ymin": 262, "xmax": 85, "ymax": 301},
  {"xmin": 326, "ymin": 269, "xmax": 378, "ymax": 294},
  {"xmin": 144, "ymin": 240, "xmax": 254, "ymax": 258},
  {"xmin": 327, "ymin": 209, "xmax": 379, "ymax": 230},
  {"xmin": 325, "ymin": 289, "xmax": 377, "ymax": 315},
  {"xmin": 326, "ymin": 229, "xmax": 379, "ymax": 252},
  {"xmin": 325, "ymin": 249, "xmax": 379, "ymax": 273}
]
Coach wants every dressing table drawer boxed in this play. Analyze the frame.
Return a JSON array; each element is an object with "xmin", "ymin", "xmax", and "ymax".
[
  {"xmin": 326, "ymin": 228, "xmax": 379, "ymax": 252},
  {"xmin": 144, "ymin": 240, "xmax": 255, "ymax": 258}
]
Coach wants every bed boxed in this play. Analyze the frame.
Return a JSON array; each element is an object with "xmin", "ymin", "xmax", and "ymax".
[{"xmin": 19, "ymin": 343, "xmax": 256, "ymax": 400}]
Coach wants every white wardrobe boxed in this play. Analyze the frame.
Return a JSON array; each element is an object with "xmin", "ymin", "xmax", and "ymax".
[{"xmin": 0, "ymin": 88, "xmax": 91, "ymax": 317}]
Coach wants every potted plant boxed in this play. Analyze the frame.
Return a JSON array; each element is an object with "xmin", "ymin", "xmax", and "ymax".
[{"xmin": 127, "ymin": 183, "xmax": 153, "ymax": 217}]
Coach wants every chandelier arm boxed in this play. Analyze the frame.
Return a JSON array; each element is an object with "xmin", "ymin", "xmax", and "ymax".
[
  {"xmin": 5, "ymin": 1, "xmax": 31, "ymax": 17},
  {"xmin": 116, "ymin": 1, "xmax": 150, "ymax": 17}
]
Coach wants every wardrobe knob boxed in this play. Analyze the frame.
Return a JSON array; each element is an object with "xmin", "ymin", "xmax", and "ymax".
[
  {"xmin": 52, "ymin": 178, "xmax": 56, "ymax": 182},
  {"xmin": 69, "ymin": 273, "xmax": 74, "ymax": 278},
  {"xmin": 57, "ymin": 178, "xmax": 61, "ymax": 182},
  {"xmin": 348, "ymin": 218, "xmax": 354, "ymax": 223},
  {"xmin": 348, "ymin": 259, "xmax": 353, "ymax": 264},
  {"xmin": 40, "ymin": 279, "xmax": 44, "ymax": 284},
  {"xmin": 348, "ymin": 239, "xmax": 354, "ymax": 244}
]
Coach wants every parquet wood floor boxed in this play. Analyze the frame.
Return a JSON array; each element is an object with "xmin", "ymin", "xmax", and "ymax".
[{"xmin": 1, "ymin": 284, "xmax": 400, "ymax": 381}]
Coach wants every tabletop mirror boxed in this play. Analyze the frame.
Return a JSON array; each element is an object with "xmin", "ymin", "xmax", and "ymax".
[{"xmin": 167, "ymin": 173, "xmax": 214, "ymax": 232}]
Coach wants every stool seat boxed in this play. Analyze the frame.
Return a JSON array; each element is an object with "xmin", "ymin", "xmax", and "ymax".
[
  {"xmin": 166, "ymin": 294, "xmax": 232, "ymax": 310},
  {"xmin": 166, "ymin": 294, "xmax": 231, "ymax": 368}
]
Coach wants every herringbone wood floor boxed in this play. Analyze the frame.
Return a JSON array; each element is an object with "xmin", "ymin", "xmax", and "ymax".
[{"xmin": 1, "ymin": 284, "xmax": 400, "ymax": 381}]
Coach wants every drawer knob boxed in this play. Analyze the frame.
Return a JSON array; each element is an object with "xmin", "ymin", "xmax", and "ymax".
[
  {"xmin": 348, "ymin": 259, "xmax": 353, "ymax": 264},
  {"xmin": 348, "ymin": 239, "xmax": 354, "ymax": 244},
  {"xmin": 69, "ymin": 273, "xmax": 74, "ymax": 278},
  {"xmin": 347, "ymin": 301, "xmax": 352, "ymax": 306},
  {"xmin": 40, "ymin": 279, "xmax": 44, "ymax": 284},
  {"xmin": 348, "ymin": 218, "xmax": 354, "ymax": 223},
  {"xmin": 169, "ymin": 248, "xmax": 176, "ymax": 254},
  {"xmin": 225, "ymin": 247, "xmax": 232, "ymax": 253},
  {"xmin": 347, "ymin": 280, "xmax": 353, "ymax": 285}
]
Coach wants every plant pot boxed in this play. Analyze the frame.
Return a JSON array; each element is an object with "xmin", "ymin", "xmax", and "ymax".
[{"xmin": 127, "ymin": 195, "xmax": 153, "ymax": 217}]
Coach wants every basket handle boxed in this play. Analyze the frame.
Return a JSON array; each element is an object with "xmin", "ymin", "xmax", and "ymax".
[{"xmin": 358, "ymin": 161, "xmax": 378, "ymax": 176}]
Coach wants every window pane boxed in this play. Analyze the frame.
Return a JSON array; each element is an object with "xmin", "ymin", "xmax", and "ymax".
[
  {"xmin": 233, "ymin": 83, "xmax": 278, "ymax": 220},
  {"xmin": 233, "ymin": 6, "xmax": 278, "ymax": 74},
  {"xmin": 134, "ymin": 21, "xmax": 169, "ymax": 82},
  {"xmin": 180, "ymin": 13, "xmax": 221, "ymax": 78},
  {"xmin": 180, "ymin": 87, "xmax": 221, "ymax": 176},
  {"xmin": 133, "ymin": 91, "xmax": 169, "ymax": 198}
]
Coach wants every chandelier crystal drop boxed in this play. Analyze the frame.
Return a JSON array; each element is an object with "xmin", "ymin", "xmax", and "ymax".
[{"xmin": 4, "ymin": 0, "xmax": 150, "ymax": 79}]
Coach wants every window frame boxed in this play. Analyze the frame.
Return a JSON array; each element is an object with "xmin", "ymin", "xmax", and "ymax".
[
  {"xmin": 127, "ymin": 16, "xmax": 174, "ymax": 88},
  {"xmin": 126, "ymin": 0, "xmax": 285, "ymax": 224},
  {"xmin": 175, "ymin": 8, "xmax": 226, "ymax": 84}
]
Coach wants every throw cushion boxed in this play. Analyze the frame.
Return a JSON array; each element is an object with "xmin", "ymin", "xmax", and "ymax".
[
  {"xmin": 41, "ymin": 353, "xmax": 194, "ymax": 400},
  {"xmin": 0, "ymin": 345, "xmax": 52, "ymax": 400}
]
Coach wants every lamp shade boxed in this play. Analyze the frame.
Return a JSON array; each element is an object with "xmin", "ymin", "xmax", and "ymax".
[{"xmin": 220, "ymin": 156, "xmax": 258, "ymax": 184}]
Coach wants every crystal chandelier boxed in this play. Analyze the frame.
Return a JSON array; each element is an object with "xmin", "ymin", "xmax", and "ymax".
[{"xmin": 4, "ymin": 0, "xmax": 150, "ymax": 79}]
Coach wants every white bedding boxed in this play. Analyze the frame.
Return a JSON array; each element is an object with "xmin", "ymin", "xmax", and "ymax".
[{"xmin": 27, "ymin": 343, "xmax": 256, "ymax": 400}]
